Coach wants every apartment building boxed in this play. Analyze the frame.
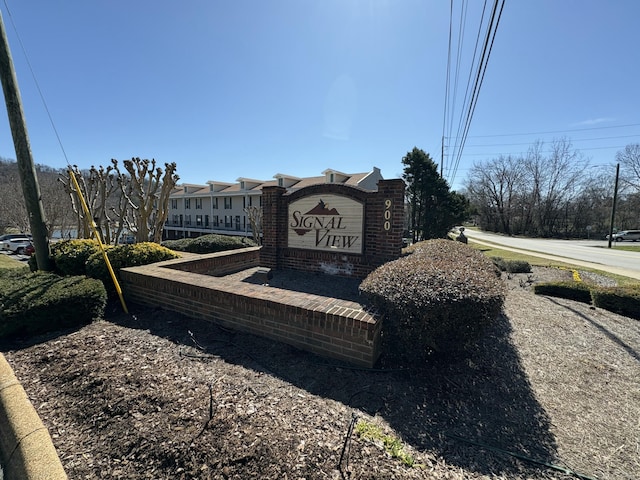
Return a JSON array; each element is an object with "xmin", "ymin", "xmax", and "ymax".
[{"xmin": 163, "ymin": 167, "xmax": 383, "ymax": 240}]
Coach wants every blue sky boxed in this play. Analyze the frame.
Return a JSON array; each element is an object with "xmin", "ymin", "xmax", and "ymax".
[{"xmin": 0, "ymin": 0, "xmax": 638, "ymax": 191}]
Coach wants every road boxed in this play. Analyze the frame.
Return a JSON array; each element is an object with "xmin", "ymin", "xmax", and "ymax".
[{"xmin": 464, "ymin": 229, "xmax": 640, "ymax": 280}]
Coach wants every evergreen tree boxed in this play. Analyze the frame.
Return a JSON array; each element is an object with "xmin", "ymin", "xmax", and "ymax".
[{"xmin": 402, "ymin": 147, "xmax": 469, "ymax": 241}]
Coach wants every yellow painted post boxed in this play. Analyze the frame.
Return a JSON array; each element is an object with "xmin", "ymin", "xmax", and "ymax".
[{"xmin": 68, "ymin": 170, "xmax": 129, "ymax": 313}]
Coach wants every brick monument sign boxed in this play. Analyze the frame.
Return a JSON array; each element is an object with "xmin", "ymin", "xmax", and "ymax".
[{"xmin": 261, "ymin": 179, "xmax": 405, "ymax": 279}]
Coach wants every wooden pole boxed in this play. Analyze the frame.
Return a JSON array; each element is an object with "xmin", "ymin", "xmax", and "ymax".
[{"xmin": 0, "ymin": 10, "xmax": 52, "ymax": 270}]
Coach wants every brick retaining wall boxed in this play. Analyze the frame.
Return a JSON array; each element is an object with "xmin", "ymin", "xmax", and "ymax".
[{"xmin": 120, "ymin": 248, "xmax": 381, "ymax": 367}]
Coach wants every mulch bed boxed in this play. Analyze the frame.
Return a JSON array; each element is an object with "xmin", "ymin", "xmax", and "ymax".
[{"xmin": 2, "ymin": 267, "xmax": 639, "ymax": 479}]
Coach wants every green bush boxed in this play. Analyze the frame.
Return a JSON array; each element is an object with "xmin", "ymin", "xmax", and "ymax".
[
  {"xmin": 491, "ymin": 256, "xmax": 507, "ymax": 272},
  {"xmin": 51, "ymin": 239, "xmax": 103, "ymax": 275},
  {"xmin": 505, "ymin": 259, "xmax": 532, "ymax": 273},
  {"xmin": 359, "ymin": 239, "xmax": 506, "ymax": 361},
  {"xmin": 0, "ymin": 270, "xmax": 106, "ymax": 338},
  {"xmin": 591, "ymin": 285, "xmax": 640, "ymax": 320},
  {"xmin": 161, "ymin": 234, "xmax": 256, "ymax": 254},
  {"xmin": 491, "ymin": 257, "xmax": 532, "ymax": 274},
  {"xmin": 533, "ymin": 281, "xmax": 592, "ymax": 304},
  {"xmin": 85, "ymin": 242, "xmax": 180, "ymax": 290}
]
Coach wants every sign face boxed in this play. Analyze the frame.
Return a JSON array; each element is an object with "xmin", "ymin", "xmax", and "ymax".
[{"xmin": 288, "ymin": 194, "xmax": 364, "ymax": 254}]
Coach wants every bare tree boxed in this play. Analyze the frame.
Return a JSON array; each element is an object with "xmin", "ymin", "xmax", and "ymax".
[
  {"xmin": 465, "ymin": 138, "xmax": 601, "ymax": 238},
  {"xmin": 524, "ymin": 138, "xmax": 585, "ymax": 237},
  {"xmin": 0, "ymin": 179, "xmax": 28, "ymax": 232},
  {"xmin": 465, "ymin": 155, "xmax": 524, "ymax": 235},
  {"xmin": 120, "ymin": 158, "xmax": 179, "ymax": 243},
  {"xmin": 0, "ymin": 159, "xmax": 27, "ymax": 232},
  {"xmin": 110, "ymin": 159, "xmax": 137, "ymax": 244},
  {"xmin": 244, "ymin": 205, "xmax": 262, "ymax": 245},
  {"xmin": 59, "ymin": 164, "xmax": 118, "ymax": 242},
  {"xmin": 0, "ymin": 160, "xmax": 72, "ymax": 236},
  {"xmin": 616, "ymin": 143, "xmax": 640, "ymax": 192},
  {"xmin": 38, "ymin": 165, "xmax": 75, "ymax": 239}
]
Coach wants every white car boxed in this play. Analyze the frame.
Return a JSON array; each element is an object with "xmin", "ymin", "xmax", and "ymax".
[{"xmin": 0, "ymin": 237, "xmax": 32, "ymax": 254}]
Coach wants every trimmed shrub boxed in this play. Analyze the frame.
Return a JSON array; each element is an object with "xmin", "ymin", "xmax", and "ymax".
[
  {"xmin": 491, "ymin": 256, "xmax": 532, "ymax": 274},
  {"xmin": 0, "ymin": 269, "xmax": 106, "ymax": 338},
  {"xmin": 591, "ymin": 286, "xmax": 640, "ymax": 320},
  {"xmin": 159, "ymin": 238, "xmax": 188, "ymax": 251},
  {"xmin": 533, "ymin": 281, "xmax": 592, "ymax": 304},
  {"xmin": 85, "ymin": 242, "xmax": 180, "ymax": 290},
  {"xmin": 51, "ymin": 239, "xmax": 103, "ymax": 276},
  {"xmin": 491, "ymin": 256, "xmax": 507, "ymax": 272},
  {"xmin": 359, "ymin": 239, "xmax": 506, "ymax": 361},
  {"xmin": 161, "ymin": 234, "xmax": 256, "ymax": 254},
  {"xmin": 505, "ymin": 259, "xmax": 532, "ymax": 273}
]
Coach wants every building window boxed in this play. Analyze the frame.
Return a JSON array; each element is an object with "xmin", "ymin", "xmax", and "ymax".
[
  {"xmin": 224, "ymin": 215, "xmax": 232, "ymax": 228},
  {"xmin": 171, "ymin": 199, "xmax": 178, "ymax": 209},
  {"xmin": 224, "ymin": 197, "xmax": 232, "ymax": 209},
  {"xmin": 235, "ymin": 215, "xmax": 241, "ymax": 231},
  {"xmin": 213, "ymin": 197, "xmax": 218, "ymax": 209},
  {"xmin": 185, "ymin": 215, "xmax": 192, "ymax": 226},
  {"xmin": 259, "ymin": 196, "xmax": 263, "ymax": 207},
  {"xmin": 196, "ymin": 215, "xmax": 203, "ymax": 226},
  {"xmin": 195, "ymin": 198, "xmax": 202, "ymax": 209},
  {"xmin": 213, "ymin": 215, "xmax": 219, "ymax": 227},
  {"xmin": 205, "ymin": 215, "xmax": 209, "ymax": 227},
  {"xmin": 240, "ymin": 181, "xmax": 245, "ymax": 190},
  {"xmin": 330, "ymin": 173, "xmax": 334, "ymax": 183},
  {"xmin": 243, "ymin": 197, "xmax": 246, "ymax": 209},
  {"xmin": 278, "ymin": 178, "xmax": 283, "ymax": 187},
  {"xmin": 185, "ymin": 198, "xmax": 191, "ymax": 209},
  {"xmin": 172, "ymin": 214, "xmax": 179, "ymax": 225}
]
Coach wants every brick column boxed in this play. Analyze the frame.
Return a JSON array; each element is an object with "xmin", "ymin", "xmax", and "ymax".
[
  {"xmin": 366, "ymin": 179, "xmax": 405, "ymax": 265},
  {"xmin": 260, "ymin": 186, "xmax": 286, "ymax": 268}
]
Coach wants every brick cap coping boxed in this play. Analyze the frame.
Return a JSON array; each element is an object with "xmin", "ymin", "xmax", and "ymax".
[
  {"xmin": 123, "ymin": 263, "xmax": 377, "ymax": 326},
  {"xmin": 0, "ymin": 353, "xmax": 67, "ymax": 479}
]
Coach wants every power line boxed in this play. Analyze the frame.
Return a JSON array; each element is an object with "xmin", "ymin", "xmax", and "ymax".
[
  {"xmin": 442, "ymin": 0, "xmax": 506, "ymax": 187},
  {"xmin": 452, "ymin": 144, "xmax": 637, "ymax": 157},
  {"xmin": 2, "ymin": 0, "xmax": 71, "ymax": 168},
  {"xmin": 450, "ymin": 0, "xmax": 506, "ymax": 184},
  {"xmin": 460, "ymin": 122, "xmax": 640, "ymax": 139},
  {"xmin": 451, "ymin": 133, "xmax": 640, "ymax": 149},
  {"xmin": 449, "ymin": 0, "xmax": 488, "ymax": 171},
  {"xmin": 441, "ymin": 0, "xmax": 454, "ymax": 175}
]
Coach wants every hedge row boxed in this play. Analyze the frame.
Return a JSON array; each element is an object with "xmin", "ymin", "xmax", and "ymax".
[
  {"xmin": 534, "ymin": 281, "xmax": 640, "ymax": 320},
  {"xmin": 30, "ymin": 239, "xmax": 180, "ymax": 295},
  {"xmin": 491, "ymin": 257, "xmax": 532, "ymax": 274},
  {"xmin": 161, "ymin": 234, "xmax": 256, "ymax": 254},
  {"xmin": 0, "ymin": 268, "xmax": 106, "ymax": 338},
  {"xmin": 359, "ymin": 239, "xmax": 506, "ymax": 361}
]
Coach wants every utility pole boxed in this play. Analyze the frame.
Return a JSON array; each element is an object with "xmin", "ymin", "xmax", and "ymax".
[
  {"xmin": 607, "ymin": 163, "xmax": 620, "ymax": 249},
  {"xmin": 440, "ymin": 135, "xmax": 445, "ymax": 177},
  {"xmin": 0, "ymin": 10, "xmax": 52, "ymax": 270}
]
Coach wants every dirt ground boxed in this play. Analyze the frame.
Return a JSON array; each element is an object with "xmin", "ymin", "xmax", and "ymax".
[{"xmin": 2, "ymin": 267, "xmax": 639, "ymax": 479}]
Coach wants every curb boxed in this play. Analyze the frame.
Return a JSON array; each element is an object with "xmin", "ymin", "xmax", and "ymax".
[{"xmin": 0, "ymin": 353, "xmax": 67, "ymax": 479}]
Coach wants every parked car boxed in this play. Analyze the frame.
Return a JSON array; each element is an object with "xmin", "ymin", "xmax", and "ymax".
[
  {"xmin": 0, "ymin": 233, "xmax": 31, "ymax": 243},
  {"xmin": 0, "ymin": 237, "xmax": 32, "ymax": 254},
  {"xmin": 608, "ymin": 230, "xmax": 640, "ymax": 242}
]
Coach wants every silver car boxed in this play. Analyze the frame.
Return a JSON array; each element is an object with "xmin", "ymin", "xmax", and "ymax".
[
  {"xmin": 610, "ymin": 230, "xmax": 640, "ymax": 242},
  {"xmin": 0, "ymin": 237, "xmax": 32, "ymax": 254}
]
